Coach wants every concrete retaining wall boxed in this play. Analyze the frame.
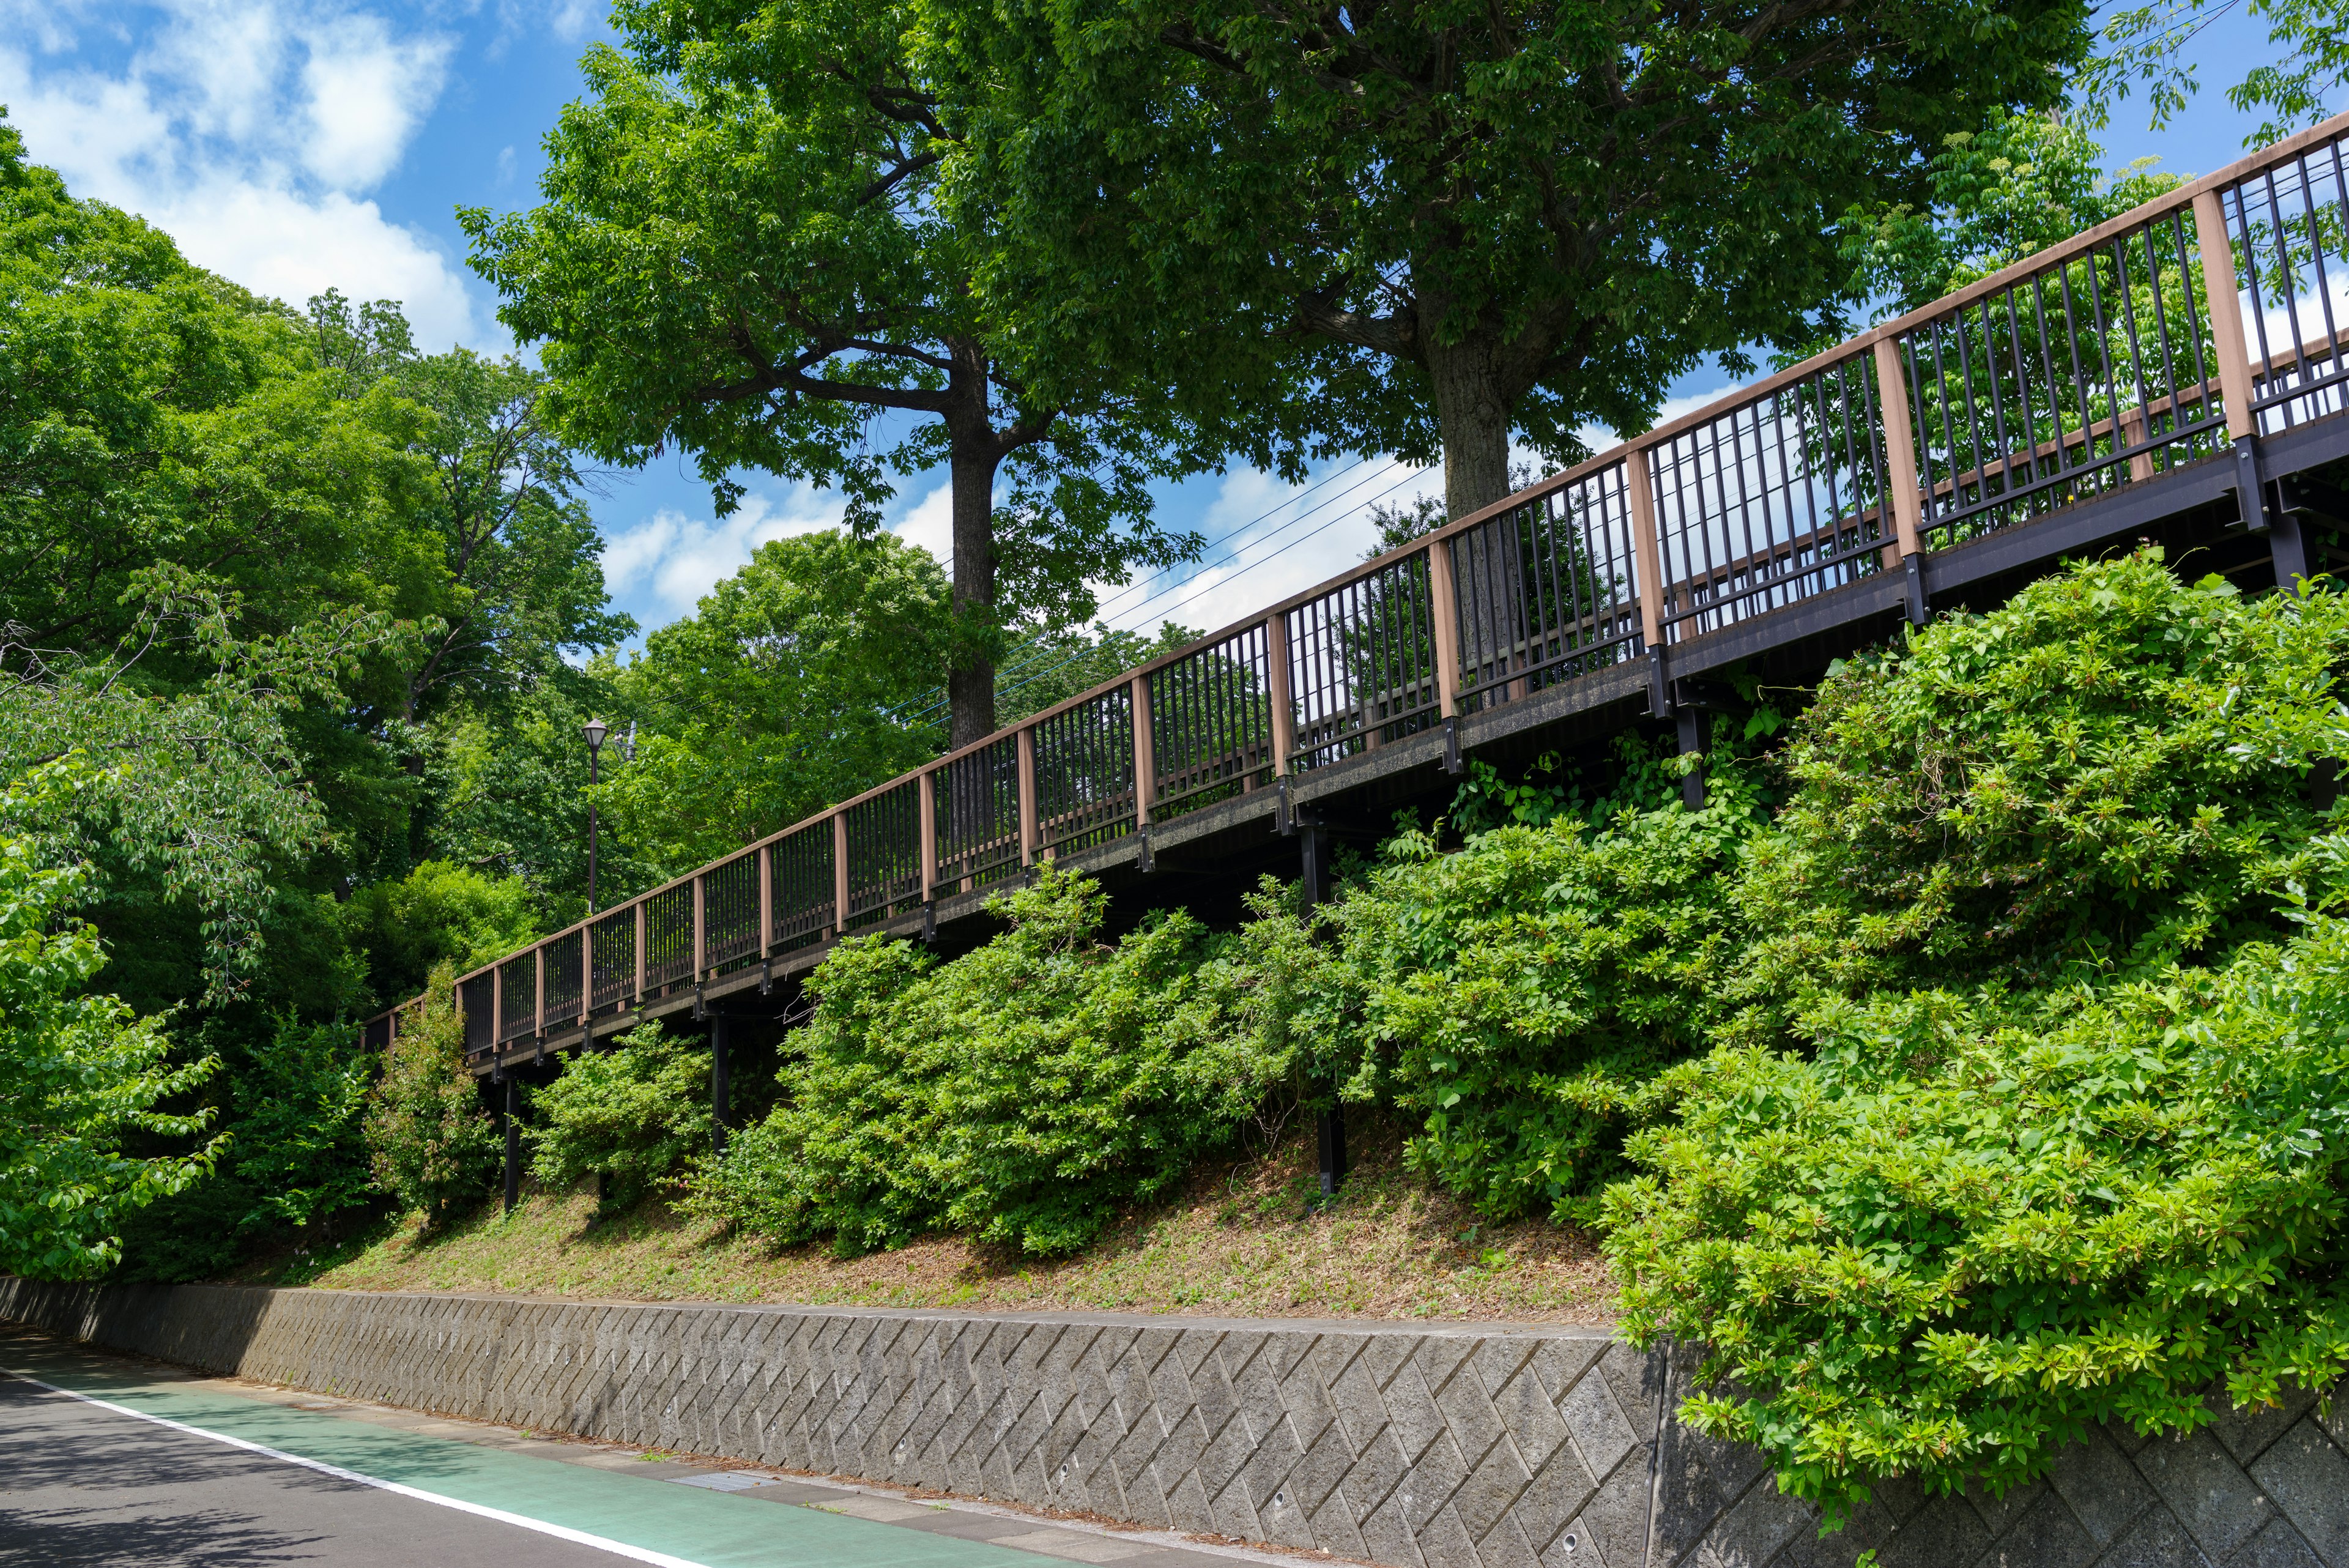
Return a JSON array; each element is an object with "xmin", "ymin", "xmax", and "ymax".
[{"xmin": 2, "ymin": 1279, "xmax": 2332, "ymax": 1567}]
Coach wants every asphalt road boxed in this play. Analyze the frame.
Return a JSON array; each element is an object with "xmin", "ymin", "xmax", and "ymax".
[
  {"xmin": 0, "ymin": 1373, "xmax": 631, "ymax": 1567},
  {"xmin": 0, "ymin": 1339, "xmax": 1127, "ymax": 1568}
]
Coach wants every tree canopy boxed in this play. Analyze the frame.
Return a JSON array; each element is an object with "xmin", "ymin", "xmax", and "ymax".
[
  {"xmin": 938, "ymin": 0, "xmax": 2101, "ymax": 519},
  {"xmin": 462, "ymin": 0, "xmax": 1204, "ymax": 746}
]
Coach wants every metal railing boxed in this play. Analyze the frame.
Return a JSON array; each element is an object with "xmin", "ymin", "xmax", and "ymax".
[{"xmin": 371, "ymin": 111, "xmax": 2349, "ymax": 1066}]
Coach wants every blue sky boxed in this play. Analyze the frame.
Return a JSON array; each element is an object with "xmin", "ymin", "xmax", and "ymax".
[{"xmin": 1, "ymin": 2, "xmax": 2327, "ymax": 650}]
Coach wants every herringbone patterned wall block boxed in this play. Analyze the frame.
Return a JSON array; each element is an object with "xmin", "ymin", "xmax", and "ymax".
[{"xmin": 5, "ymin": 1279, "xmax": 2341, "ymax": 1567}]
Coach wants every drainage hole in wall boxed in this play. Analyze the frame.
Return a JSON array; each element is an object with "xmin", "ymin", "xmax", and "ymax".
[{"xmin": 1560, "ymin": 1534, "xmax": 1578, "ymax": 1554}]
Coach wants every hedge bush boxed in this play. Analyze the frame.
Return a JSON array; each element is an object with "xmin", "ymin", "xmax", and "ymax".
[
  {"xmin": 529, "ymin": 1022, "xmax": 711, "ymax": 1211},
  {"xmin": 691, "ymin": 867, "xmax": 1299, "ymax": 1257},
  {"xmin": 1606, "ymin": 907, "xmax": 2349, "ymax": 1523}
]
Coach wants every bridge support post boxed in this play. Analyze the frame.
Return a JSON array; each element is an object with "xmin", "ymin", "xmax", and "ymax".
[
  {"xmin": 500, "ymin": 1071, "xmax": 519, "ymax": 1215},
  {"xmin": 710, "ymin": 1016, "xmax": 729, "ymax": 1157},
  {"xmin": 1675, "ymin": 708, "xmax": 1707, "ymax": 811},
  {"xmin": 1298, "ymin": 819, "xmax": 1345, "ymax": 1199}
]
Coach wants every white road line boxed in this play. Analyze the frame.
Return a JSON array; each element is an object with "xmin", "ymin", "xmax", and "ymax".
[{"xmin": 2, "ymin": 1370, "xmax": 716, "ymax": 1568}]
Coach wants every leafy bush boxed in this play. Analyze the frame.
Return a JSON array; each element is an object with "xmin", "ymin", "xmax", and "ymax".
[
  {"xmin": 363, "ymin": 963, "xmax": 499, "ymax": 1226},
  {"xmin": 528, "ymin": 1023, "xmax": 711, "ymax": 1211},
  {"xmin": 1296, "ymin": 788, "xmax": 1759, "ymax": 1225},
  {"xmin": 1606, "ymin": 907, "xmax": 2349, "ymax": 1523},
  {"xmin": 692, "ymin": 866, "xmax": 1297, "ymax": 1257},
  {"xmin": 1731, "ymin": 553, "xmax": 2349, "ymax": 1023},
  {"xmin": 0, "ymin": 827, "xmax": 223, "ymax": 1279}
]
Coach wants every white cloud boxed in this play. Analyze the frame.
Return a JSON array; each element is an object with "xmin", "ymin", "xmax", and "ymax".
[
  {"xmin": 297, "ymin": 12, "xmax": 450, "ymax": 188},
  {"xmin": 0, "ymin": 0, "xmax": 485, "ymax": 347},
  {"xmin": 602, "ymin": 489, "xmax": 847, "ymax": 624}
]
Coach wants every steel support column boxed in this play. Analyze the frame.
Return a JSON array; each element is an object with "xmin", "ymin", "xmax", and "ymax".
[{"xmin": 710, "ymin": 1015, "xmax": 730, "ymax": 1157}]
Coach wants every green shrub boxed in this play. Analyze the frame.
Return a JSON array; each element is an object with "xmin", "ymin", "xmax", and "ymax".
[
  {"xmin": 528, "ymin": 1023, "xmax": 711, "ymax": 1210},
  {"xmin": 1605, "ymin": 904, "xmax": 2349, "ymax": 1523},
  {"xmin": 1297, "ymin": 788, "xmax": 1759, "ymax": 1225},
  {"xmin": 691, "ymin": 866, "xmax": 1297, "ymax": 1257},
  {"xmin": 362, "ymin": 963, "xmax": 499, "ymax": 1227},
  {"xmin": 1731, "ymin": 552, "xmax": 2349, "ymax": 1025}
]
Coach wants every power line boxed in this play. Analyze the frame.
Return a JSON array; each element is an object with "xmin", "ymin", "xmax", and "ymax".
[
  {"xmin": 987, "ymin": 462, "xmax": 1433, "ymax": 710},
  {"xmin": 898, "ymin": 452, "xmax": 1404, "ymax": 726}
]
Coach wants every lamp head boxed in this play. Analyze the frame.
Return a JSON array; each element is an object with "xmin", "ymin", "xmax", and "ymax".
[{"xmin": 583, "ymin": 717, "xmax": 609, "ymax": 753}]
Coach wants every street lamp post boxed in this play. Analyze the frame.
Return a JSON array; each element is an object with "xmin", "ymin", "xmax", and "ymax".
[{"xmin": 584, "ymin": 718, "xmax": 608, "ymax": 914}]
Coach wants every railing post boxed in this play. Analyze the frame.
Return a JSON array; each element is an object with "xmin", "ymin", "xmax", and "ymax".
[
  {"xmin": 1129, "ymin": 675, "xmax": 1157, "ymax": 825},
  {"xmin": 533, "ymin": 945, "xmax": 545, "ymax": 1037},
  {"xmin": 2195, "ymin": 188, "xmax": 2260, "ymax": 446},
  {"xmin": 2193, "ymin": 186, "xmax": 2296, "ymax": 582},
  {"xmin": 489, "ymin": 967, "xmax": 502, "ymax": 1059},
  {"xmin": 1016, "ymin": 726, "xmax": 1040, "ymax": 866},
  {"xmin": 1266, "ymin": 612, "xmax": 1296, "ymax": 776},
  {"xmin": 633, "ymin": 900, "xmax": 646, "ymax": 1003},
  {"xmin": 1626, "ymin": 444, "xmax": 1671, "ymax": 715},
  {"xmin": 831, "ymin": 810, "xmax": 850, "ymax": 934},
  {"xmin": 917, "ymin": 769, "xmax": 938, "ymax": 899},
  {"xmin": 1423, "ymin": 540, "xmax": 1461, "ymax": 719},
  {"xmin": 1871, "ymin": 335, "xmax": 1931, "ymax": 624},
  {"xmin": 757, "ymin": 842, "xmax": 773, "ymax": 956},
  {"xmin": 580, "ymin": 923, "xmax": 592, "ymax": 1025},
  {"xmin": 691, "ymin": 875, "xmax": 706, "ymax": 981}
]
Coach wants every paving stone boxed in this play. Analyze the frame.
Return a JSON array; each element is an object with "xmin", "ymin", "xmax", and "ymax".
[
  {"xmin": 1872, "ymin": 1493, "xmax": 1993, "ymax": 1568},
  {"xmin": 1417, "ymin": 1499, "xmax": 1488, "ymax": 1568},
  {"xmin": 1398, "ymin": 1430, "xmax": 1475, "ymax": 1535},
  {"xmin": 1965, "ymin": 1480, "xmax": 2048, "ymax": 1540},
  {"xmin": 1689, "ymin": 1474, "xmax": 1816, "ymax": 1568},
  {"xmin": 1308, "ymin": 1483, "xmax": 1373, "ymax": 1559},
  {"xmin": 2225, "ymin": 1515, "xmax": 2322, "ymax": 1568},
  {"xmin": 1479, "ymin": 1510, "xmax": 1544, "ymax": 1568},
  {"xmin": 2136, "ymin": 1427, "xmax": 2279, "ymax": 1561},
  {"xmin": 2248, "ymin": 1418, "xmax": 2349, "ymax": 1565},
  {"xmin": 1773, "ymin": 1499, "xmax": 1888, "ymax": 1568},
  {"xmin": 2096, "ymin": 1506, "xmax": 2216, "ymax": 1568},
  {"xmin": 1967, "ymin": 1487, "xmax": 2100, "ymax": 1568},
  {"xmin": 1559, "ymin": 1361, "xmax": 1641, "ymax": 1483},
  {"xmin": 1598, "ymin": 1342, "xmax": 1664, "ymax": 1437},
  {"xmin": 1438, "ymin": 1358, "xmax": 1513, "ymax": 1471},
  {"xmin": 1452, "ymin": 1432, "xmax": 1537, "ymax": 1542},
  {"xmin": 1340, "ymin": 1422, "xmax": 1414, "ymax": 1520},
  {"xmin": 1494, "ymin": 1363, "xmax": 1576, "ymax": 1475},
  {"xmin": 1359, "ymin": 1488, "xmax": 1432, "ymax": 1568},
  {"xmin": 1510, "ymin": 1439, "xmax": 1601, "ymax": 1555},
  {"xmin": 1577, "ymin": 1443, "xmax": 1657, "ymax": 1568}
]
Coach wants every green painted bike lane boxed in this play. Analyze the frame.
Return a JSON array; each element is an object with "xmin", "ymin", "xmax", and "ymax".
[{"xmin": 2, "ymin": 1342, "xmax": 1050, "ymax": 1568}]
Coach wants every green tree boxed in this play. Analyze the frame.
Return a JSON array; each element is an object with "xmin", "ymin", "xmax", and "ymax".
[
  {"xmin": 2087, "ymin": 0, "xmax": 2349, "ymax": 144},
  {"xmin": 1826, "ymin": 110, "xmax": 2185, "ymax": 332},
  {"xmin": 363, "ymin": 964, "xmax": 500, "ymax": 1228},
  {"xmin": 944, "ymin": 0, "xmax": 2097, "ymax": 520},
  {"xmin": 0, "ymin": 811, "xmax": 221, "ymax": 1280},
  {"xmin": 462, "ymin": 0, "xmax": 1203, "ymax": 748},
  {"xmin": 341, "ymin": 858, "xmax": 543, "ymax": 1009},
  {"xmin": 603, "ymin": 529, "xmax": 950, "ymax": 872},
  {"xmin": 692, "ymin": 865, "xmax": 1296, "ymax": 1257}
]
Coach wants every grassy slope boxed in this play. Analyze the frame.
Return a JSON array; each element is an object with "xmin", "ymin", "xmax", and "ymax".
[{"xmin": 287, "ymin": 1117, "xmax": 1616, "ymax": 1325}]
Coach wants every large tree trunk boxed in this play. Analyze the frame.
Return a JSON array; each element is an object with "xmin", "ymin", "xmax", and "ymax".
[
  {"xmin": 1425, "ymin": 334, "xmax": 1516, "ymax": 521},
  {"xmin": 944, "ymin": 434, "xmax": 1001, "ymax": 751},
  {"xmin": 1424, "ymin": 332, "xmax": 1518, "ymax": 689}
]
